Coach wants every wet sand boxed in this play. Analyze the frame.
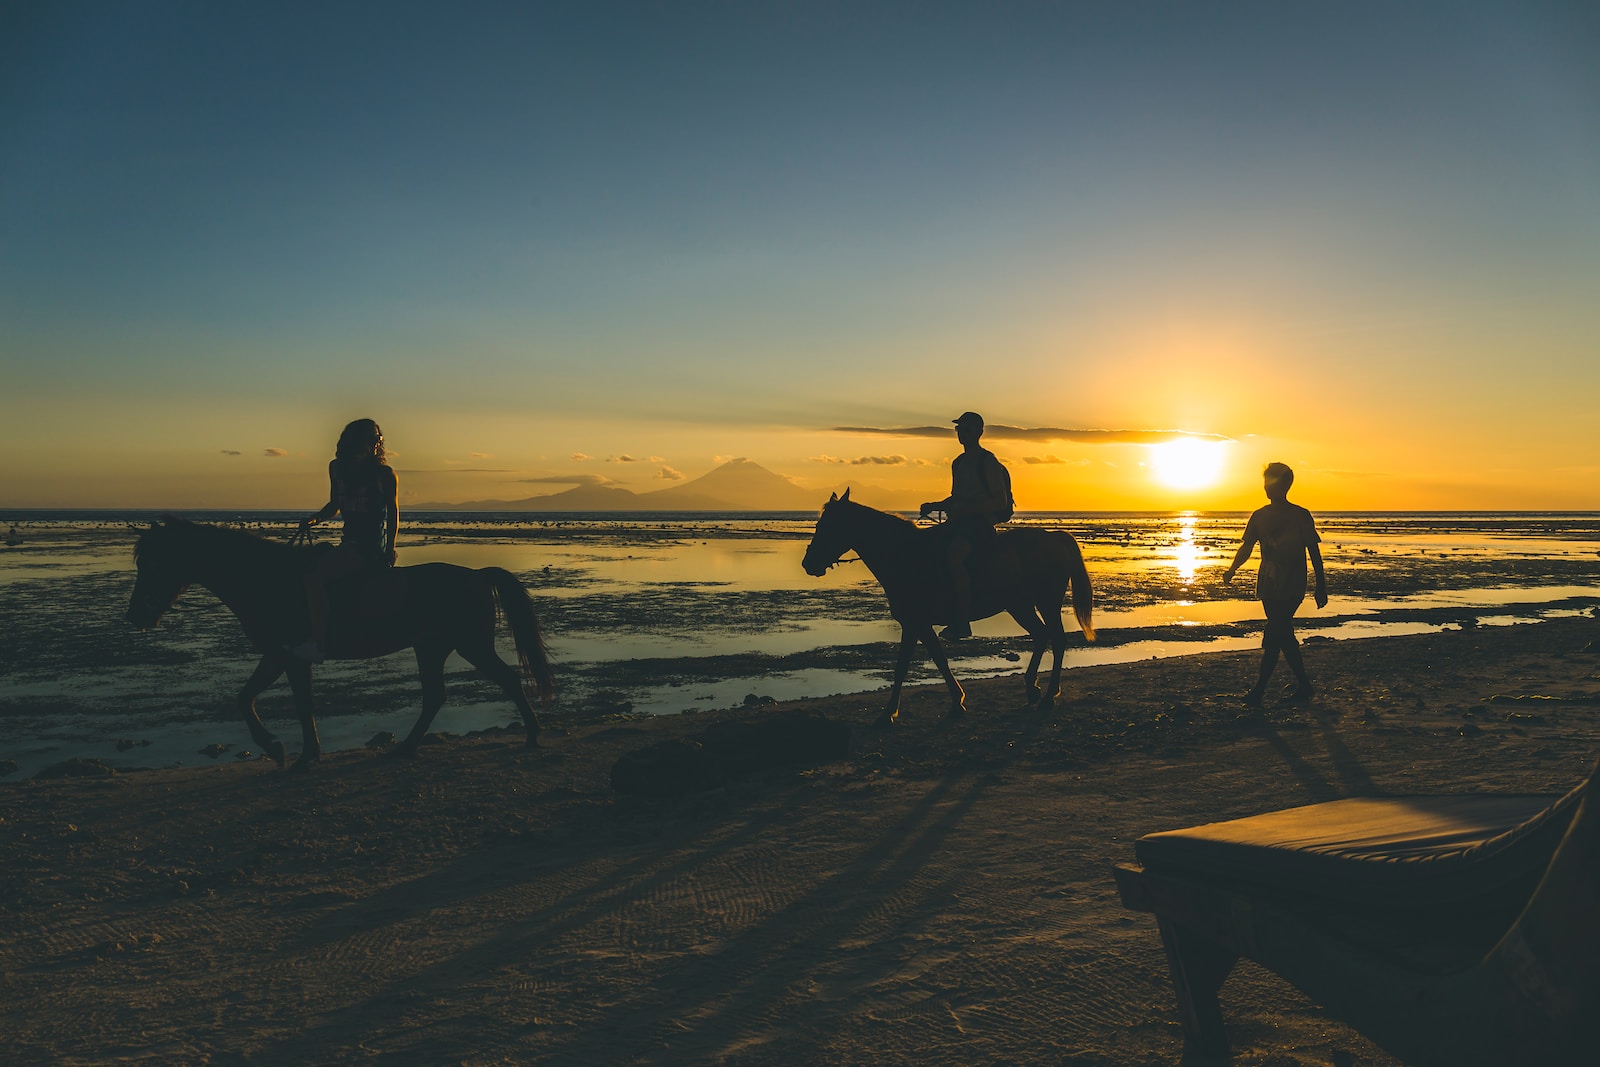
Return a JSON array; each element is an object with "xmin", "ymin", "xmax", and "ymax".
[{"xmin": 4, "ymin": 617, "xmax": 1600, "ymax": 1065}]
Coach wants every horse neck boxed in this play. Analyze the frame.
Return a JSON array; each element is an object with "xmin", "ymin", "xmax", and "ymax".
[
  {"xmin": 842, "ymin": 505, "xmax": 918, "ymax": 586},
  {"xmin": 172, "ymin": 526, "xmax": 289, "ymax": 612}
]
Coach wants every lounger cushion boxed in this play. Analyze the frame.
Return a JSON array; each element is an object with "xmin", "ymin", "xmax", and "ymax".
[{"xmin": 1135, "ymin": 791, "xmax": 1576, "ymax": 908}]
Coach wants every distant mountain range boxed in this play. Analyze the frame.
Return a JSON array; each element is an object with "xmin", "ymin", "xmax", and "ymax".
[{"xmin": 412, "ymin": 459, "xmax": 925, "ymax": 512}]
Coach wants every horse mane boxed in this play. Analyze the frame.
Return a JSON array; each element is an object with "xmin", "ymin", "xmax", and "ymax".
[
  {"xmin": 136, "ymin": 515, "xmax": 305, "ymax": 569},
  {"xmin": 832, "ymin": 497, "xmax": 917, "ymax": 530}
]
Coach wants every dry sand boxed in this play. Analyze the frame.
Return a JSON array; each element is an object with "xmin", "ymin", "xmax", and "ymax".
[{"xmin": 4, "ymin": 617, "xmax": 1599, "ymax": 1066}]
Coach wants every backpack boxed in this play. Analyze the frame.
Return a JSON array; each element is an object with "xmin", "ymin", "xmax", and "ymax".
[{"xmin": 973, "ymin": 453, "xmax": 1015, "ymax": 523}]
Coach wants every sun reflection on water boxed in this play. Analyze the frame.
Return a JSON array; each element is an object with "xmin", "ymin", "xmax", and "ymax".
[{"xmin": 1173, "ymin": 513, "xmax": 1202, "ymax": 586}]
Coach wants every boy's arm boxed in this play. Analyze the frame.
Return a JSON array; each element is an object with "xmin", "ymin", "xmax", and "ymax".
[
  {"xmin": 1309, "ymin": 541, "xmax": 1327, "ymax": 607},
  {"xmin": 1222, "ymin": 538, "xmax": 1255, "ymax": 583},
  {"xmin": 920, "ymin": 459, "xmax": 960, "ymax": 518},
  {"xmin": 1222, "ymin": 520, "xmax": 1257, "ymax": 584}
]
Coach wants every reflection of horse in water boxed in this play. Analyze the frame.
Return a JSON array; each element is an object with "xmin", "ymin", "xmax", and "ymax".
[
  {"xmin": 129, "ymin": 517, "xmax": 552, "ymax": 771},
  {"xmin": 803, "ymin": 491, "xmax": 1094, "ymax": 725}
]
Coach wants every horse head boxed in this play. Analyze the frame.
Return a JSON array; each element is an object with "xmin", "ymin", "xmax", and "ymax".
[
  {"xmin": 802, "ymin": 488, "xmax": 854, "ymax": 576},
  {"xmin": 128, "ymin": 518, "xmax": 193, "ymax": 629}
]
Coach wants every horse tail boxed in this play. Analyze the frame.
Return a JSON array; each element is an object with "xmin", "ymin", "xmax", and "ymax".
[
  {"xmin": 1066, "ymin": 534, "xmax": 1095, "ymax": 642},
  {"xmin": 484, "ymin": 567, "xmax": 555, "ymax": 705}
]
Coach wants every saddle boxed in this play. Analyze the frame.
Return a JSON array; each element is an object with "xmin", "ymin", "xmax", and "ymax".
[
  {"xmin": 926, "ymin": 527, "xmax": 1021, "ymax": 616},
  {"xmin": 319, "ymin": 563, "xmax": 409, "ymax": 658},
  {"xmin": 328, "ymin": 566, "xmax": 407, "ymax": 621}
]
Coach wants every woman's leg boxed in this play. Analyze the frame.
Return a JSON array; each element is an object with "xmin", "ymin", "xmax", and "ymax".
[{"xmin": 300, "ymin": 548, "xmax": 361, "ymax": 656}]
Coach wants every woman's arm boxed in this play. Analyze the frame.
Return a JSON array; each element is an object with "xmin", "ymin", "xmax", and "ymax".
[
  {"xmin": 306, "ymin": 462, "xmax": 341, "ymax": 525},
  {"xmin": 384, "ymin": 467, "xmax": 400, "ymax": 566}
]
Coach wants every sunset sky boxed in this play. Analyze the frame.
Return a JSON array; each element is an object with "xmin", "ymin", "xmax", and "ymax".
[{"xmin": 3, "ymin": 2, "xmax": 1597, "ymax": 511}]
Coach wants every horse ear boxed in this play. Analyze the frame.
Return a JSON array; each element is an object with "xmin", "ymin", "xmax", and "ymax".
[
  {"xmin": 841, "ymin": 487, "xmax": 851, "ymax": 502},
  {"xmin": 828, "ymin": 491, "xmax": 838, "ymax": 503}
]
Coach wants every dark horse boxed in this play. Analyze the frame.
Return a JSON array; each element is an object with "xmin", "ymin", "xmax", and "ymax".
[
  {"xmin": 802, "ymin": 490, "xmax": 1094, "ymax": 725},
  {"xmin": 128, "ymin": 517, "xmax": 553, "ymax": 771}
]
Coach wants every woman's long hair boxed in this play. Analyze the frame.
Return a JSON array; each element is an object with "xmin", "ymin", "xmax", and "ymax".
[{"xmin": 334, "ymin": 419, "xmax": 388, "ymax": 480}]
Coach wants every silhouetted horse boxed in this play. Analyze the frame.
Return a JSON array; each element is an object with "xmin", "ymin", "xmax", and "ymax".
[
  {"xmin": 803, "ymin": 490, "xmax": 1094, "ymax": 725},
  {"xmin": 129, "ymin": 517, "xmax": 553, "ymax": 770}
]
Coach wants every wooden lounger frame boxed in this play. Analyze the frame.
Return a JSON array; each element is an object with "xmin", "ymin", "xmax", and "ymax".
[{"xmin": 1114, "ymin": 767, "xmax": 1600, "ymax": 1065}]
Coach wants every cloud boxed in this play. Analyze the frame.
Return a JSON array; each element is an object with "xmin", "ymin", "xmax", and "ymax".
[
  {"xmin": 397, "ymin": 468, "xmax": 514, "ymax": 474},
  {"xmin": 834, "ymin": 425, "xmax": 1232, "ymax": 444},
  {"xmin": 712, "ymin": 455, "xmax": 742, "ymax": 465},
  {"xmin": 913, "ymin": 458, "xmax": 932, "ymax": 466},
  {"xmin": 608, "ymin": 454, "xmax": 640, "ymax": 463},
  {"xmin": 469, "ymin": 452, "xmax": 492, "ymax": 459},
  {"xmin": 1024, "ymin": 455, "xmax": 1064, "ymax": 464},
  {"xmin": 518, "ymin": 474, "xmax": 618, "ymax": 487},
  {"xmin": 809, "ymin": 454, "xmax": 847, "ymax": 465},
  {"xmin": 648, "ymin": 455, "xmax": 666, "ymax": 464},
  {"xmin": 851, "ymin": 454, "xmax": 908, "ymax": 466},
  {"xmin": 220, "ymin": 449, "xmax": 241, "ymax": 456},
  {"xmin": 571, "ymin": 452, "xmax": 590, "ymax": 461},
  {"xmin": 655, "ymin": 466, "xmax": 684, "ymax": 481},
  {"xmin": 263, "ymin": 448, "xmax": 288, "ymax": 457}
]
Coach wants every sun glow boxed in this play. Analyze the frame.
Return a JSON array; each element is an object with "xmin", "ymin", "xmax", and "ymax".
[{"xmin": 1148, "ymin": 438, "xmax": 1226, "ymax": 491}]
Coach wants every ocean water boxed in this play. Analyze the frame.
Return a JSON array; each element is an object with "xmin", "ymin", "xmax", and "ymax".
[{"xmin": 2, "ymin": 510, "xmax": 1597, "ymax": 777}]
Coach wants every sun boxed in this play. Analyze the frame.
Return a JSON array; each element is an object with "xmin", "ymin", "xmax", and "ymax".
[{"xmin": 1148, "ymin": 438, "xmax": 1226, "ymax": 491}]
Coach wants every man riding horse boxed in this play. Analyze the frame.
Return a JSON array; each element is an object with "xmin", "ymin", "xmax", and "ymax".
[{"xmin": 920, "ymin": 411, "xmax": 1014, "ymax": 641}]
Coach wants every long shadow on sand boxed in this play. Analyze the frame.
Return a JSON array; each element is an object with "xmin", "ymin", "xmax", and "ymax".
[
  {"xmin": 261, "ymin": 701, "xmax": 1058, "ymax": 1063},
  {"xmin": 1246, "ymin": 705, "xmax": 1376, "ymax": 804}
]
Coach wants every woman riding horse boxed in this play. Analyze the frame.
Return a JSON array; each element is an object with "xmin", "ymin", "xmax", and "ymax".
[
  {"xmin": 129, "ymin": 517, "xmax": 552, "ymax": 771},
  {"xmin": 289, "ymin": 418, "xmax": 398, "ymax": 664}
]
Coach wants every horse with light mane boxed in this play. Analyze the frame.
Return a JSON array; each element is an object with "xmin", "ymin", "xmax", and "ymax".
[
  {"xmin": 802, "ymin": 490, "xmax": 1094, "ymax": 725},
  {"xmin": 129, "ymin": 517, "xmax": 552, "ymax": 771}
]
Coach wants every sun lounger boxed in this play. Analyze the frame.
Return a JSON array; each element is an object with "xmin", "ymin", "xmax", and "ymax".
[{"xmin": 1113, "ymin": 764, "xmax": 1600, "ymax": 1064}]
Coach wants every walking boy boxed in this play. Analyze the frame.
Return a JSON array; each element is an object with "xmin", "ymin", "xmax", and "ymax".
[{"xmin": 1223, "ymin": 462, "xmax": 1327, "ymax": 704}]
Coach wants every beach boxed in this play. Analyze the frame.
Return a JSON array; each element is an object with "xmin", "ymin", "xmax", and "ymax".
[
  {"xmin": 5, "ymin": 511, "xmax": 1599, "ymax": 777},
  {"xmin": 4, "ymin": 615, "xmax": 1598, "ymax": 1066}
]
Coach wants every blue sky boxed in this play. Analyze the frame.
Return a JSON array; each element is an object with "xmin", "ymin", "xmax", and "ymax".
[{"xmin": 3, "ymin": 2, "xmax": 1598, "ymax": 508}]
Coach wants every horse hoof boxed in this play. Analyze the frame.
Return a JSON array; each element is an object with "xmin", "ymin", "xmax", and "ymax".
[
  {"xmin": 288, "ymin": 755, "xmax": 319, "ymax": 774},
  {"xmin": 873, "ymin": 711, "xmax": 899, "ymax": 729},
  {"xmin": 267, "ymin": 740, "xmax": 286, "ymax": 768},
  {"xmin": 522, "ymin": 734, "xmax": 541, "ymax": 750}
]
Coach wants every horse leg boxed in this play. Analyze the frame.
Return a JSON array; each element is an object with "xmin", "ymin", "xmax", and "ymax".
[
  {"xmin": 916, "ymin": 625, "xmax": 966, "ymax": 718},
  {"xmin": 1039, "ymin": 601, "xmax": 1069, "ymax": 708},
  {"xmin": 284, "ymin": 660, "xmax": 322, "ymax": 772},
  {"xmin": 395, "ymin": 644, "xmax": 449, "ymax": 758},
  {"xmin": 1007, "ymin": 607, "xmax": 1048, "ymax": 702},
  {"xmin": 236, "ymin": 654, "xmax": 287, "ymax": 768},
  {"xmin": 457, "ymin": 641, "xmax": 543, "ymax": 750},
  {"xmin": 876, "ymin": 629, "xmax": 919, "ymax": 728}
]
